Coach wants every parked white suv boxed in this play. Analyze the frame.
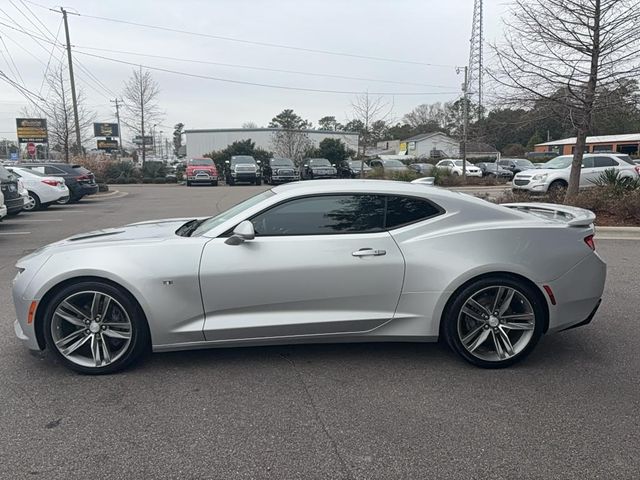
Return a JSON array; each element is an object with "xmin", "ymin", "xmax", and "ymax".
[
  {"xmin": 435, "ymin": 159, "xmax": 482, "ymax": 177},
  {"xmin": 512, "ymin": 153, "xmax": 640, "ymax": 193},
  {"xmin": 0, "ymin": 189, "xmax": 6, "ymax": 221}
]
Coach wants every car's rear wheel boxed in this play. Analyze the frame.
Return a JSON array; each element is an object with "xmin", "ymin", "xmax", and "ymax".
[
  {"xmin": 443, "ymin": 276, "xmax": 544, "ymax": 368},
  {"xmin": 24, "ymin": 191, "xmax": 41, "ymax": 211},
  {"xmin": 43, "ymin": 281, "xmax": 150, "ymax": 374}
]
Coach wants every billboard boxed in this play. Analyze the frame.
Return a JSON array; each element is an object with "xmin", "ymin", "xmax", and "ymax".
[
  {"xmin": 97, "ymin": 140, "xmax": 119, "ymax": 151},
  {"xmin": 16, "ymin": 118, "xmax": 48, "ymax": 143},
  {"xmin": 133, "ymin": 135, "xmax": 153, "ymax": 145},
  {"xmin": 94, "ymin": 123, "xmax": 119, "ymax": 137}
]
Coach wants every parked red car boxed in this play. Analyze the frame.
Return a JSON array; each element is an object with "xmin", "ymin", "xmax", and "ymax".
[{"xmin": 185, "ymin": 158, "xmax": 218, "ymax": 186}]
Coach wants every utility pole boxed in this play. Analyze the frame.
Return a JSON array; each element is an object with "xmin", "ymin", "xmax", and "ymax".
[
  {"xmin": 61, "ymin": 8, "xmax": 82, "ymax": 158},
  {"xmin": 462, "ymin": 66, "xmax": 469, "ymax": 181},
  {"xmin": 111, "ymin": 98, "xmax": 124, "ymax": 157}
]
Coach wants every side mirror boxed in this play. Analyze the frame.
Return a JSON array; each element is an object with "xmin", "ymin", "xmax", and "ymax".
[
  {"xmin": 225, "ymin": 160, "xmax": 230, "ymax": 164},
  {"xmin": 257, "ymin": 160, "xmax": 261, "ymax": 164},
  {"xmin": 225, "ymin": 220, "xmax": 255, "ymax": 245}
]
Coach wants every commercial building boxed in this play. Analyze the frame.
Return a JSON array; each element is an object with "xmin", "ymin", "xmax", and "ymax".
[
  {"xmin": 376, "ymin": 132, "xmax": 498, "ymax": 160},
  {"xmin": 534, "ymin": 133, "xmax": 640, "ymax": 156},
  {"xmin": 185, "ymin": 128, "xmax": 359, "ymax": 158}
]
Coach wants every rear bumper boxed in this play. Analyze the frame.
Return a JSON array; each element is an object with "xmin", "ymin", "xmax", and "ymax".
[
  {"xmin": 74, "ymin": 183, "xmax": 99, "ymax": 197},
  {"xmin": 5, "ymin": 197, "xmax": 23, "ymax": 214},
  {"xmin": 560, "ymin": 299, "xmax": 601, "ymax": 331},
  {"xmin": 546, "ymin": 252, "xmax": 606, "ymax": 332}
]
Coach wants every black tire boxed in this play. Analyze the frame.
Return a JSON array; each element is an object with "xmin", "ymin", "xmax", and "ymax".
[
  {"xmin": 24, "ymin": 191, "xmax": 41, "ymax": 211},
  {"xmin": 43, "ymin": 281, "xmax": 150, "ymax": 375},
  {"xmin": 227, "ymin": 177, "xmax": 235, "ymax": 186},
  {"xmin": 40, "ymin": 203, "xmax": 50, "ymax": 210},
  {"xmin": 547, "ymin": 180, "xmax": 567, "ymax": 194},
  {"xmin": 453, "ymin": 171, "xmax": 460, "ymax": 176},
  {"xmin": 211, "ymin": 180, "xmax": 218, "ymax": 186},
  {"xmin": 255, "ymin": 178, "xmax": 262, "ymax": 186},
  {"xmin": 442, "ymin": 275, "xmax": 545, "ymax": 369},
  {"xmin": 7, "ymin": 209, "xmax": 21, "ymax": 216},
  {"xmin": 186, "ymin": 180, "xmax": 192, "ymax": 186}
]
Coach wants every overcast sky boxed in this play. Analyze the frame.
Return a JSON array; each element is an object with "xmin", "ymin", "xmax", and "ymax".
[{"xmin": 0, "ymin": 0, "xmax": 508, "ymax": 144}]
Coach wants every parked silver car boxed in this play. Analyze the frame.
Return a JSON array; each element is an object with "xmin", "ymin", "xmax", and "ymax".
[
  {"xmin": 513, "ymin": 153, "xmax": 640, "ymax": 193},
  {"xmin": 13, "ymin": 180, "xmax": 605, "ymax": 374}
]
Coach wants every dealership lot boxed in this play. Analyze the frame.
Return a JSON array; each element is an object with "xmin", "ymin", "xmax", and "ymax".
[{"xmin": 1, "ymin": 184, "xmax": 639, "ymax": 479}]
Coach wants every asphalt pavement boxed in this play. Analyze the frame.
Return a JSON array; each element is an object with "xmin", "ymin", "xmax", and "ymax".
[{"xmin": 1, "ymin": 184, "xmax": 638, "ymax": 479}]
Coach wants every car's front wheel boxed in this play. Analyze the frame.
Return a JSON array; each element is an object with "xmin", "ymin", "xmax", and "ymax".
[
  {"xmin": 443, "ymin": 276, "xmax": 544, "ymax": 368},
  {"xmin": 43, "ymin": 281, "xmax": 150, "ymax": 374}
]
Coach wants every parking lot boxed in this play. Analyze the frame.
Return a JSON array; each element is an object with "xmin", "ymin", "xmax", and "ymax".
[{"xmin": 1, "ymin": 184, "xmax": 639, "ymax": 479}]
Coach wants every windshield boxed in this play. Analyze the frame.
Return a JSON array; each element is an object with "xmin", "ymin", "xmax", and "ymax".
[
  {"xmin": 453, "ymin": 161, "xmax": 475, "ymax": 167},
  {"xmin": 544, "ymin": 156, "xmax": 573, "ymax": 169},
  {"xmin": 271, "ymin": 158, "xmax": 294, "ymax": 166},
  {"xmin": 349, "ymin": 161, "xmax": 369, "ymax": 168},
  {"xmin": 192, "ymin": 190, "xmax": 275, "ymax": 236},
  {"xmin": 309, "ymin": 158, "xmax": 331, "ymax": 166},
  {"xmin": 383, "ymin": 159, "xmax": 404, "ymax": 167},
  {"xmin": 515, "ymin": 159, "xmax": 534, "ymax": 167},
  {"xmin": 231, "ymin": 156, "xmax": 255, "ymax": 165},
  {"xmin": 188, "ymin": 158, "xmax": 214, "ymax": 166}
]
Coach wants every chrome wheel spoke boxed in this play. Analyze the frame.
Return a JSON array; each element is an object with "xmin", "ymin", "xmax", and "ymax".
[
  {"xmin": 501, "ymin": 313, "xmax": 534, "ymax": 321},
  {"xmin": 468, "ymin": 298, "xmax": 491, "ymax": 316},
  {"xmin": 54, "ymin": 310, "xmax": 86, "ymax": 327},
  {"xmin": 60, "ymin": 300, "xmax": 90, "ymax": 322},
  {"xmin": 461, "ymin": 324, "xmax": 485, "ymax": 346},
  {"xmin": 102, "ymin": 328, "xmax": 131, "ymax": 340},
  {"xmin": 99, "ymin": 335, "xmax": 111, "ymax": 364},
  {"xmin": 497, "ymin": 289, "xmax": 516, "ymax": 316},
  {"xmin": 59, "ymin": 332, "xmax": 91, "ymax": 356},
  {"xmin": 502, "ymin": 320, "xmax": 534, "ymax": 331},
  {"xmin": 55, "ymin": 328, "xmax": 86, "ymax": 349},
  {"xmin": 461, "ymin": 306, "xmax": 486, "ymax": 323},
  {"xmin": 90, "ymin": 334, "xmax": 102, "ymax": 366},
  {"xmin": 467, "ymin": 328, "xmax": 490, "ymax": 353},
  {"xmin": 491, "ymin": 330, "xmax": 506, "ymax": 359},
  {"xmin": 497, "ymin": 327, "xmax": 515, "ymax": 356}
]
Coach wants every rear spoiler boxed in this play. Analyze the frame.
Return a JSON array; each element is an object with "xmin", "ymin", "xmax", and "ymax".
[{"xmin": 501, "ymin": 202, "xmax": 596, "ymax": 227}]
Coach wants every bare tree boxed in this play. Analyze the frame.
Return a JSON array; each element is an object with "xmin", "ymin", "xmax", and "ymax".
[
  {"xmin": 22, "ymin": 64, "xmax": 95, "ymax": 162},
  {"xmin": 122, "ymin": 66, "xmax": 161, "ymax": 166},
  {"xmin": 349, "ymin": 93, "xmax": 393, "ymax": 177},
  {"xmin": 403, "ymin": 102, "xmax": 446, "ymax": 130},
  {"xmin": 492, "ymin": 0, "xmax": 640, "ymax": 198},
  {"xmin": 269, "ymin": 109, "xmax": 312, "ymax": 164}
]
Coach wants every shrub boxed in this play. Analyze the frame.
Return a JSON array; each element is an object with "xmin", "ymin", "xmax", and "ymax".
[
  {"xmin": 590, "ymin": 168, "xmax": 640, "ymax": 196},
  {"xmin": 106, "ymin": 161, "xmax": 139, "ymax": 182},
  {"xmin": 165, "ymin": 176, "xmax": 178, "ymax": 184},
  {"xmin": 98, "ymin": 183, "xmax": 109, "ymax": 192},
  {"xmin": 142, "ymin": 177, "xmax": 154, "ymax": 184},
  {"xmin": 153, "ymin": 177, "xmax": 167, "ymax": 184},
  {"xmin": 142, "ymin": 161, "xmax": 166, "ymax": 179}
]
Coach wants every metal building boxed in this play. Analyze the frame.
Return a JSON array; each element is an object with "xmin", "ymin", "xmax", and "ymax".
[{"xmin": 185, "ymin": 128, "xmax": 359, "ymax": 158}]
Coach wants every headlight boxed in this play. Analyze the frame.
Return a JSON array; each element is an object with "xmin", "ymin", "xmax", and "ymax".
[{"xmin": 532, "ymin": 173, "xmax": 548, "ymax": 181}]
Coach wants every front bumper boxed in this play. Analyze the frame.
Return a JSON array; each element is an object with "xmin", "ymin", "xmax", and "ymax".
[
  {"xmin": 271, "ymin": 175, "xmax": 299, "ymax": 183},
  {"xmin": 5, "ymin": 196, "xmax": 24, "ymax": 214},
  {"xmin": 231, "ymin": 173, "xmax": 259, "ymax": 181},
  {"xmin": 188, "ymin": 174, "xmax": 218, "ymax": 183},
  {"xmin": 0, "ymin": 204, "xmax": 7, "ymax": 219}
]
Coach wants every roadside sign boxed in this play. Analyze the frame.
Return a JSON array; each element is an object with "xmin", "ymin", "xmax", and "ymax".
[
  {"xmin": 133, "ymin": 135, "xmax": 153, "ymax": 145},
  {"xmin": 16, "ymin": 118, "xmax": 48, "ymax": 143},
  {"xmin": 94, "ymin": 123, "xmax": 119, "ymax": 137},
  {"xmin": 97, "ymin": 139, "xmax": 119, "ymax": 152},
  {"xmin": 27, "ymin": 142, "xmax": 36, "ymax": 157},
  {"xmin": 10, "ymin": 152, "xmax": 18, "ymax": 161}
]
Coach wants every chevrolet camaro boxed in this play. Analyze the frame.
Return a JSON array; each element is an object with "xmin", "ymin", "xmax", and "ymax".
[{"xmin": 12, "ymin": 180, "xmax": 606, "ymax": 374}]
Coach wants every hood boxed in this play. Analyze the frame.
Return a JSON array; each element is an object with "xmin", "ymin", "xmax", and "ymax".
[
  {"xmin": 187, "ymin": 165, "xmax": 217, "ymax": 172},
  {"xmin": 55, "ymin": 217, "xmax": 198, "ymax": 247},
  {"xmin": 515, "ymin": 168, "xmax": 558, "ymax": 176}
]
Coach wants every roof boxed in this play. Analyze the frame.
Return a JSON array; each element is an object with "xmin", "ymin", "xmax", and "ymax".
[
  {"xmin": 403, "ymin": 132, "xmax": 453, "ymax": 142},
  {"xmin": 536, "ymin": 133, "xmax": 640, "ymax": 146},
  {"xmin": 184, "ymin": 127, "xmax": 359, "ymax": 136}
]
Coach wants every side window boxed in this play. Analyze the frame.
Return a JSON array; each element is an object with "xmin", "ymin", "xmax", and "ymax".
[
  {"xmin": 44, "ymin": 166, "xmax": 64, "ymax": 175},
  {"xmin": 582, "ymin": 157, "xmax": 594, "ymax": 168},
  {"xmin": 593, "ymin": 156, "xmax": 618, "ymax": 168},
  {"xmin": 251, "ymin": 195, "xmax": 385, "ymax": 236},
  {"xmin": 385, "ymin": 196, "xmax": 442, "ymax": 229}
]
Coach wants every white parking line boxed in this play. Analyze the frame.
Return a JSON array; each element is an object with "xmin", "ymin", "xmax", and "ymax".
[{"xmin": 0, "ymin": 231, "xmax": 31, "ymax": 235}]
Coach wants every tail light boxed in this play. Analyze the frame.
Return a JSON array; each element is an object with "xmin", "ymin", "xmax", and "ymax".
[
  {"xmin": 635, "ymin": 166, "xmax": 640, "ymax": 175},
  {"xmin": 41, "ymin": 179, "xmax": 59, "ymax": 186},
  {"xmin": 75, "ymin": 175, "xmax": 90, "ymax": 181},
  {"xmin": 584, "ymin": 234, "xmax": 596, "ymax": 251}
]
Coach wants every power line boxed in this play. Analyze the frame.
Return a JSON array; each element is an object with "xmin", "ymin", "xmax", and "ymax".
[
  {"xmin": 73, "ymin": 45, "xmax": 454, "ymax": 89},
  {"xmin": 74, "ymin": 51, "xmax": 459, "ymax": 96},
  {"xmin": 39, "ymin": 18, "xmax": 63, "ymax": 95},
  {"xmin": 24, "ymin": 0, "xmax": 458, "ymax": 69}
]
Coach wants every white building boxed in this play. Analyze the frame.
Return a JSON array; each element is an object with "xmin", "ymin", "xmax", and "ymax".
[
  {"xmin": 402, "ymin": 132, "xmax": 460, "ymax": 158},
  {"xmin": 185, "ymin": 128, "xmax": 359, "ymax": 157}
]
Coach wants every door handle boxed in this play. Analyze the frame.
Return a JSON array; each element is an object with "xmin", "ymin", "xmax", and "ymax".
[{"xmin": 352, "ymin": 248, "xmax": 386, "ymax": 257}]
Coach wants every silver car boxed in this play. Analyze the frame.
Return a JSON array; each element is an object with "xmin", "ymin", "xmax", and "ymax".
[{"xmin": 12, "ymin": 180, "xmax": 606, "ymax": 374}]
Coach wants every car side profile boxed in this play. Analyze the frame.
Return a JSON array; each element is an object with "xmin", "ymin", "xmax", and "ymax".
[
  {"xmin": 512, "ymin": 153, "xmax": 640, "ymax": 194},
  {"xmin": 498, "ymin": 158, "xmax": 536, "ymax": 174},
  {"xmin": 19, "ymin": 163, "xmax": 98, "ymax": 203},
  {"xmin": 6, "ymin": 166, "xmax": 70, "ymax": 210},
  {"xmin": 435, "ymin": 159, "xmax": 482, "ymax": 177},
  {"xmin": 369, "ymin": 158, "xmax": 409, "ymax": 173},
  {"xmin": 13, "ymin": 180, "xmax": 605, "ymax": 374}
]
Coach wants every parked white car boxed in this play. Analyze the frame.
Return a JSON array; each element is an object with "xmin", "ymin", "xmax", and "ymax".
[
  {"xmin": 512, "ymin": 153, "xmax": 640, "ymax": 194},
  {"xmin": 435, "ymin": 160, "xmax": 483, "ymax": 177},
  {"xmin": 0, "ymin": 189, "xmax": 7, "ymax": 221},
  {"xmin": 7, "ymin": 166, "xmax": 70, "ymax": 210}
]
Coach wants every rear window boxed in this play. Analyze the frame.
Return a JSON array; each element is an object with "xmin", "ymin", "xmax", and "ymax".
[
  {"xmin": 593, "ymin": 156, "xmax": 618, "ymax": 168},
  {"xmin": 72, "ymin": 166, "xmax": 91, "ymax": 174},
  {"xmin": 385, "ymin": 196, "xmax": 442, "ymax": 229},
  {"xmin": 615, "ymin": 154, "xmax": 634, "ymax": 165}
]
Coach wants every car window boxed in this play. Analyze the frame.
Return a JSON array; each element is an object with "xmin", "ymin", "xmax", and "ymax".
[
  {"xmin": 45, "ymin": 166, "xmax": 66, "ymax": 175},
  {"xmin": 593, "ymin": 156, "xmax": 618, "ymax": 168},
  {"xmin": 385, "ymin": 196, "xmax": 442, "ymax": 229},
  {"xmin": 251, "ymin": 195, "xmax": 385, "ymax": 236},
  {"xmin": 582, "ymin": 157, "xmax": 594, "ymax": 168},
  {"xmin": 615, "ymin": 154, "xmax": 634, "ymax": 165}
]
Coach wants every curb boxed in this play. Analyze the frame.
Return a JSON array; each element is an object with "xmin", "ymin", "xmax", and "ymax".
[
  {"xmin": 595, "ymin": 226, "xmax": 640, "ymax": 240},
  {"xmin": 89, "ymin": 190, "xmax": 121, "ymax": 198}
]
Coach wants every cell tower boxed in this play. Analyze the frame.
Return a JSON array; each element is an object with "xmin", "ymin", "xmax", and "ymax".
[{"xmin": 467, "ymin": 0, "xmax": 484, "ymax": 118}]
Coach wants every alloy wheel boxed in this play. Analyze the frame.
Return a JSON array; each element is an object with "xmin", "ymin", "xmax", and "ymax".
[
  {"xmin": 457, "ymin": 286, "xmax": 536, "ymax": 362},
  {"xmin": 50, "ymin": 291, "xmax": 133, "ymax": 368},
  {"xmin": 23, "ymin": 195, "xmax": 37, "ymax": 211}
]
